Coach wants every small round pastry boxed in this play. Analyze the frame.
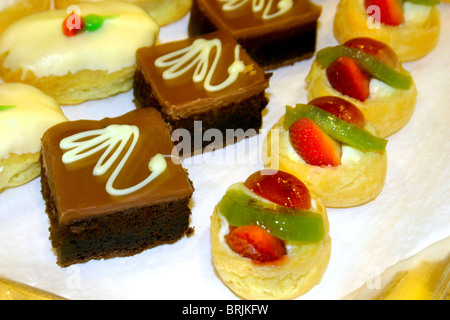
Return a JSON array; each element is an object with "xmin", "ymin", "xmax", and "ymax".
[
  {"xmin": 263, "ymin": 97, "xmax": 388, "ymax": 208},
  {"xmin": 54, "ymin": 0, "xmax": 193, "ymax": 26},
  {"xmin": 211, "ymin": 170, "xmax": 331, "ymax": 300},
  {"xmin": 305, "ymin": 37, "xmax": 417, "ymax": 138},
  {"xmin": 0, "ymin": 0, "xmax": 51, "ymax": 35},
  {"xmin": 0, "ymin": 82, "xmax": 68, "ymax": 193},
  {"xmin": 333, "ymin": 0, "xmax": 441, "ymax": 62},
  {"xmin": 0, "ymin": 1, "xmax": 159, "ymax": 105}
]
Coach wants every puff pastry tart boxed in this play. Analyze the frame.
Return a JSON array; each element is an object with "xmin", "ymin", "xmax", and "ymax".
[
  {"xmin": 0, "ymin": 1, "xmax": 159, "ymax": 105},
  {"xmin": 0, "ymin": 0, "xmax": 51, "ymax": 35},
  {"xmin": 54, "ymin": 0, "xmax": 192, "ymax": 26},
  {"xmin": 211, "ymin": 170, "xmax": 331, "ymax": 300},
  {"xmin": 0, "ymin": 83, "xmax": 67, "ymax": 193},
  {"xmin": 306, "ymin": 37, "xmax": 417, "ymax": 138},
  {"xmin": 333, "ymin": 0, "xmax": 441, "ymax": 62},
  {"xmin": 263, "ymin": 97, "xmax": 388, "ymax": 208}
]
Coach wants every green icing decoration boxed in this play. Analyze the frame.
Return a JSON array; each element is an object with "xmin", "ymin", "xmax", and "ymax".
[{"xmin": 0, "ymin": 105, "xmax": 15, "ymax": 111}]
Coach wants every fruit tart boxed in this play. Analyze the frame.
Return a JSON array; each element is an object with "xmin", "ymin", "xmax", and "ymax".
[
  {"xmin": 263, "ymin": 97, "xmax": 388, "ymax": 208},
  {"xmin": 211, "ymin": 170, "xmax": 331, "ymax": 300},
  {"xmin": 333, "ymin": 0, "xmax": 441, "ymax": 62},
  {"xmin": 306, "ymin": 37, "xmax": 417, "ymax": 138}
]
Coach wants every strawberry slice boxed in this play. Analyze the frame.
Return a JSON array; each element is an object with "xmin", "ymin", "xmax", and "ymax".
[
  {"xmin": 326, "ymin": 56, "xmax": 370, "ymax": 102},
  {"xmin": 289, "ymin": 117, "xmax": 342, "ymax": 167},
  {"xmin": 365, "ymin": 0, "xmax": 404, "ymax": 26},
  {"xmin": 225, "ymin": 225, "xmax": 287, "ymax": 263}
]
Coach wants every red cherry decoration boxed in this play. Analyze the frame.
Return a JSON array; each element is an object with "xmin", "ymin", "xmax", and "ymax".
[
  {"xmin": 309, "ymin": 96, "xmax": 366, "ymax": 128},
  {"xmin": 244, "ymin": 170, "xmax": 311, "ymax": 209}
]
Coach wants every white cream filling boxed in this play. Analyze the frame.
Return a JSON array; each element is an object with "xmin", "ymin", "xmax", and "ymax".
[
  {"xmin": 404, "ymin": 2, "xmax": 433, "ymax": 25},
  {"xmin": 369, "ymin": 78, "xmax": 396, "ymax": 99}
]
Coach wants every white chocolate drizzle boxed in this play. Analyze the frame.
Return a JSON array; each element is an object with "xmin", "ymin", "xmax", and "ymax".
[
  {"xmin": 218, "ymin": 0, "xmax": 293, "ymax": 20},
  {"xmin": 60, "ymin": 124, "xmax": 167, "ymax": 196},
  {"xmin": 154, "ymin": 38, "xmax": 246, "ymax": 92}
]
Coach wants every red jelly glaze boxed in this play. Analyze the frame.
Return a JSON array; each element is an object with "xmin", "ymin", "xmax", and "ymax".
[
  {"xmin": 244, "ymin": 170, "xmax": 311, "ymax": 209},
  {"xmin": 309, "ymin": 96, "xmax": 366, "ymax": 128},
  {"xmin": 344, "ymin": 37, "xmax": 401, "ymax": 69}
]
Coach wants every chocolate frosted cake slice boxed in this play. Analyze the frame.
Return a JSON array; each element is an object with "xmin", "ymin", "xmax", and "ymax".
[
  {"xmin": 40, "ymin": 108, "xmax": 194, "ymax": 267},
  {"xmin": 188, "ymin": 0, "xmax": 322, "ymax": 70},
  {"xmin": 134, "ymin": 29, "xmax": 271, "ymax": 156}
]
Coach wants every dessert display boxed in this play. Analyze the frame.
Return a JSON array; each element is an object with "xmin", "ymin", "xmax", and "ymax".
[
  {"xmin": 40, "ymin": 108, "xmax": 194, "ymax": 267},
  {"xmin": 134, "ymin": 29, "xmax": 271, "ymax": 156},
  {"xmin": 333, "ymin": 0, "xmax": 441, "ymax": 62},
  {"xmin": 188, "ymin": 0, "xmax": 322, "ymax": 70},
  {"xmin": 0, "ymin": 1, "xmax": 159, "ymax": 105},
  {"xmin": 211, "ymin": 170, "xmax": 331, "ymax": 300},
  {"xmin": 0, "ymin": 0, "xmax": 447, "ymax": 301},
  {"xmin": 54, "ymin": 0, "xmax": 193, "ymax": 26},
  {"xmin": 0, "ymin": 0, "xmax": 50, "ymax": 35},
  {"xmin": 0, "ymin": 82, "xmax": 67, "ymax": 193},
  {"xmin": 263, "ymin": 97, "xmax": 388, "ymax": 208},
  {"xmin": 305, "ymin": 37, "xmax": 417, "ymax": 138}
]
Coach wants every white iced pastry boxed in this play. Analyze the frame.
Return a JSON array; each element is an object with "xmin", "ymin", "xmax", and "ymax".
[
  {"xmin": 0, "ymin": 1, "xmax": 160, "ymax": 105},
  {"xmin": 0, "ymin": 82, "xmax": 67, "ymax": 192}
]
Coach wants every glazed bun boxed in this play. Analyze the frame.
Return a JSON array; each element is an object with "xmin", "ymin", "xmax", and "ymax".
[{"xmin": 0, "ymin": 2, "xmax": 159, "ymax": 105}]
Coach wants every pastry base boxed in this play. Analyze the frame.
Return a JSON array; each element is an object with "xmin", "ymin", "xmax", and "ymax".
[
  {"xmin": 0, "ymin": 152, "xmax": 40, "ymax": 193},
  {"xmin": 0, "ymin": 58, "xmax": 135, "ymax": 105}
]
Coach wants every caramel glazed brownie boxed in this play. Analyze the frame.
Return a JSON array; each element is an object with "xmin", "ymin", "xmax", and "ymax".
[
  {"xmin": 188, "ymin": 0, "xmax": 322, "ymax": 70},
  {"xmin": 40, "ymin": 108, "xmax": 194, "ymax": 267},
  {"xmin": 134, "ymin": 29, "xmax": 271, "ymax": 156}
]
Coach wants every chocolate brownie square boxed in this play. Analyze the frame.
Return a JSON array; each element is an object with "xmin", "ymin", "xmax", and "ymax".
[
  {"xmin": 188, "ymin": 0, "xmax": 322, "ymax": 70},
  {"xmin": 40, "ymin": 108, "xmax": 194, "ymax": 267},
  {"xmin": 133, "ymin": 29, "xmax": 271, "ymax": 157}
]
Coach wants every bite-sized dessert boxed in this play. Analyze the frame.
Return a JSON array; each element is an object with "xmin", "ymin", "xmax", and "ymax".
[
  {"xmin": 188, "ymin": 0, "xmax": 322, "ymax": 70},
  {"xmin": 40, "ymin": 108, "xmax": 194, "ymax": 267},
  {"xmin": 54, "ymin": 0, "xmax": 193, "ymax": 26},
  {"xmin": 334, "ymin": 0, "xmax": 441, "ymax": 62},
  {"xmin": 306, "ymin": 37, "xmax": 417, "ymax": 138},
  {"xmin": 0, "ymin": 83, "xmax": 67, "ymax": 193},
  {"xmin": 0, "ymin": 0, "xmax": 50, "ymax": 35},
  {"xmin": 0, "ymin": 1, "xmax": 159, "ymax": 105},
  {"xmin": 134, "ymin": 29, "xmax": 271, "ymax": 156},
  {"xmin": 263, "ymin": 97, "xmax": 388, "ymax": 208},
  {"xmin": 211, "ymin": 170, "xmax": 331, "ymax": 300}
]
